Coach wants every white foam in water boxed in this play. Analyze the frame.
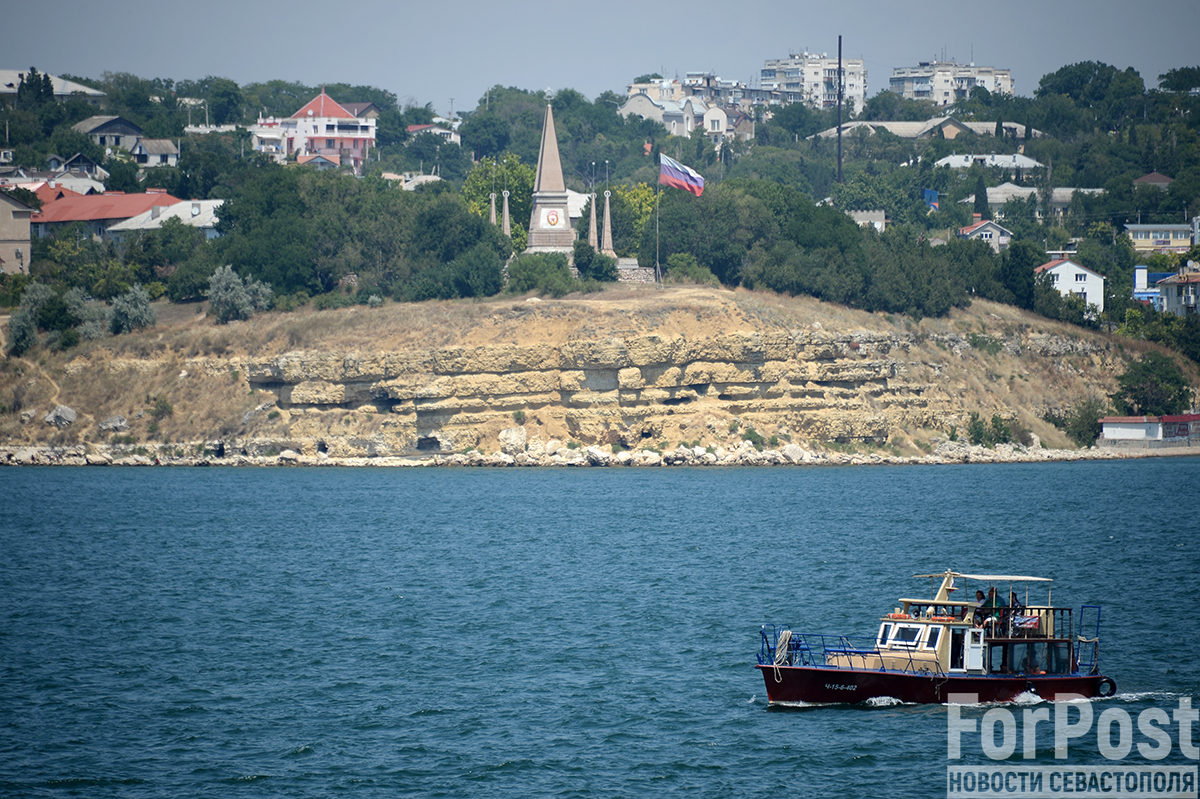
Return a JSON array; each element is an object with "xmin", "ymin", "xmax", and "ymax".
[
  {"xmin": 1011, "ymin": 690, "xmax": 1045, "ymax": 705},
  {"xmin": 864, "ymin": 696, "xmax": 909, "ymax": 707}
]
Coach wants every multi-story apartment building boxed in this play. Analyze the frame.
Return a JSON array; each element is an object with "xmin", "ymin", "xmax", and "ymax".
[
  {"xmin": 889, "ymin": 61, "xmax": 1013, "ymax": 106},
  {"xmin": 251, "ymin": 91, "xmax": 377, "ymax": 174},
  {"xmin": 759, "ymin": 52, "xmax": 867, "ymax": 115}
]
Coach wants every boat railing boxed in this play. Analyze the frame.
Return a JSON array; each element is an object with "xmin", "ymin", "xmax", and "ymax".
[
  {"xmin": 758, "ymin": 626, "xmax": 946, "ymax": 676},
  {"xmin": 1076, "ymin": 605, "xmax": 1103, "ymax": 674}
]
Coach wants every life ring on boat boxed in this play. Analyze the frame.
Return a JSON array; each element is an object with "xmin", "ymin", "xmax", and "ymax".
[
  {"xmin": 887, "ymin": 613, "xmax": 911, "ymax": 620},
  {"xmin": 1096, "ymin": 678, "xmax": 1117, "ymax": 697},
  {"xmin": 931, "ymin": 616, "xmax": 955, "ymax": 622}
]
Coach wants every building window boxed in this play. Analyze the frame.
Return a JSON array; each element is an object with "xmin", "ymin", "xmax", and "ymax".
[
  {"xmin": 1075, "ymin": 273, "xmax": 1087, "ymax": 282},
  {"xmin": 1051, "ymin": 274, "xmax": 1059, "ymax": 284},
  {"xmin": 327, "ymin": 139, "xmax": 334, "ymax": 149}
]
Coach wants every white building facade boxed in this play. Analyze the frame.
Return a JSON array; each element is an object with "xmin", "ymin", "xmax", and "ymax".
[
  {"xmin": 1035, "ymin": 259, "xmax": 1105, "ymax": 314},
  {"xmin": 760, "ymin": 52, "xmax": 867, "ymax": 115},
  {"xmin": 889, "ymin": 61, "xmax": 1013, "ymax": 106}
]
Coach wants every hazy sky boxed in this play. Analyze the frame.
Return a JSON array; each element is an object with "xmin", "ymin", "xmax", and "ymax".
[{"xmin": 9, "ymin": 0, "xmax": 1199, "ymax": 116}]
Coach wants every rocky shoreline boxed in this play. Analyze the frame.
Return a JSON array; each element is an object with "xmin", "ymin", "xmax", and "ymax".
[{"xmin": 2, "ymin": 438, "xmax": 1189, "ymax": 469}]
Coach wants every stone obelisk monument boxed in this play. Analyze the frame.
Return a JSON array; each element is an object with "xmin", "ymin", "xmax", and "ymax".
[
  {"xmin": 600, "ymin": 190, "xmax": 616, "ymax": 258},
  {"xmin": 525, "ymin": 105, "xmax": 574, "ymax": 253}
]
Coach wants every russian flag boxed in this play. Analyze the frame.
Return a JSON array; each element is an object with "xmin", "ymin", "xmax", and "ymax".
[{"xmin": 659, "ymin": 154, "xmax": 705, "ymax": 197}]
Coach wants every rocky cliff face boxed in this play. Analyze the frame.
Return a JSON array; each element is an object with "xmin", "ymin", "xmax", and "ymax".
[
  {"xmin": 1, "ymin": 289, "xmax": 1134, "ymax": 460},
  {"xmin": 214, "ymin": 326, "xmax": 1113, "ymax": 459}
]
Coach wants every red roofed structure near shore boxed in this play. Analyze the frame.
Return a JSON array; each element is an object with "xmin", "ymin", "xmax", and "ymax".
[{"xmin": 31, "ymin": 188, "xmax": 182, "ymax": 240}]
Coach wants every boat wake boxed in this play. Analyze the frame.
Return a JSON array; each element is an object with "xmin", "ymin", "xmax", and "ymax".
[{"xmin": 862, "ymin": 695, "xmax": 912, "ymax": 708}]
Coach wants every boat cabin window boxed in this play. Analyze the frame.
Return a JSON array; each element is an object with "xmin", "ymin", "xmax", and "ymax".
[
  {"xmin": 923, "ymin": 626, "xmax": 941, "ymax": 650},
  {"xmin": 878, "ymin": 623, "xmax": 892, "ymax": 646},
  {"xmin": 986, "ymin": 641, "xmax": 1074, "ymax": 675},
  {"xmin": 890, "ymin": 625, "xmax": 922, "ymax": 648}
]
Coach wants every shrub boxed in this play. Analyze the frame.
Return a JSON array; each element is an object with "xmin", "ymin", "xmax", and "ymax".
[
  {"xmin": 167, "ymin": 254, "xmax": 218, "ymax": 302},
  {"xmin": 967, "ymin": 412, "xmax": 1012, "ymax": 447},
  {"xmin": 451, "ymin": 242, "xmax": 504, "ymax": 297},
  {"xmin": 109, "ymin": 285, "xmax": 157, "ymax": 334},
  {"xmin": 573, "ymin": 240, "xmax": 618, "ymax": 282},
  {"xmin": 151, "ymin": 396, "xmax": 174, "ymax": 421},
  {"xmin": 512, "ymin": 410, "xmax": 526, "ymax": 424},
  {"xmin": 1043, "ymin": 395, "xmax": 1109, "ymax": 447},
  {"xmin": 367, "ymin": 294, "xmax": 383, "ymax": 308},
  {"xmin": 742, "ymin": 427, "xmax": 765, "ymax": 451},
  {"xmin": 312, "ymin": 291, "xmax": 355, "ymax": 311},
  {"xmin": 208, "ymin": 265, "xmax": 272, "ymax": 324},
  {"xmin": 506, "ymin": 252, "xmax": 579, "ymax": 298},
  {"xmin": 6, "ymin": 307, "xmax": 37, "ymax": 355},
  {"xmin": 664, "ymin": 252, "xmax": 719, "ymax": 286}
]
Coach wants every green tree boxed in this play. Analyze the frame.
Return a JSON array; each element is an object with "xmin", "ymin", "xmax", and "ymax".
[
  {"xmin": 973, "ymin": 174, "xmax": 990, "ymax": 220},
  {"xmin": 207, "ymin": 78, "xmax": 244, "ymax": 125},
  {"xmin": 1000, "ymin": 240, "xmax": 1042, "ymax": 310},
  {"xmin": 1111, "ymin": 351, "xmax": 1193, "ymax": 416},
  {"xmin": 104, "ymin": 158, "xmax": 142, "ymax": 193}
]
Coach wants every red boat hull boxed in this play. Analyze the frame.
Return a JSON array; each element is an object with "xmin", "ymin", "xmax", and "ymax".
[{"xmin": 757, "ymin": 664, "xmax": 1111, "ymax": 705}]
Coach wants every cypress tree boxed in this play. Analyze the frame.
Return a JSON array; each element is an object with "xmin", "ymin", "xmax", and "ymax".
[
  {"xmin": 995, "ymin": 118, "xmax": 1003, "ymax": 139},
  {"xmin": 974, "ymin": 174, "xmax": 990, "ymax": 220}
]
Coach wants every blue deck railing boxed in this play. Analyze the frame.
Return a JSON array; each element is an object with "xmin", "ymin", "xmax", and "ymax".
[{"xmin": 757, "ymin": 626, "xmax": 946, "ymax": 676}]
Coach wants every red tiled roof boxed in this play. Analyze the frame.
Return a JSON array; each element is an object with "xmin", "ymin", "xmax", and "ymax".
[
  {"xmin": 31, "ymin": 191, "xmax": 182, "ymax": 224},
  {"xmin": 406, "ymin": 124, "xmax": 437, "ymax": 133},
  {"xmin": 1161, "ymin": 414, "xmax": 1200, "ymax": 422},
  {"xmin": 1100, "ymin": 416, "xmax": 1158, "ymax": 424},
  {"xmin": 34, "ymin": 182, "xmax": 83, "ymax": 206},
  {"xmin": 290, "ymin": 91, "xmax": 355, "ymax": 120}
]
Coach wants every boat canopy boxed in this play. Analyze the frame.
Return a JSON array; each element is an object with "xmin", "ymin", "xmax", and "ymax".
[{"xmin": 914, "ymin": 572, "xmax": 1052, "ymax": 583}]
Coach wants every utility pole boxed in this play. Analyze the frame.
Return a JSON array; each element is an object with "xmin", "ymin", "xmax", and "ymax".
[{"xmin": 837, "ymin": 34, "xmax": 843, "ymax": 184}]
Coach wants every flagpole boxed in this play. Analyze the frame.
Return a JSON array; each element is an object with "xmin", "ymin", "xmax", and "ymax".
[{"xmin": 655, "ymin": 183, "xmax": 661, "ymax": 287}]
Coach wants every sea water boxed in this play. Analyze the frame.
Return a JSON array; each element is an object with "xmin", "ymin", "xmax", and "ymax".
[{"xmin": 1, "ymin": 459, "xmax": 1197, "ymax": 797}]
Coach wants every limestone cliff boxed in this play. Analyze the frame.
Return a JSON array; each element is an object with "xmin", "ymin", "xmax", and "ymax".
[{"xmin": 0, "ymin": 285, "xmax": 1177, "ymax": 461}]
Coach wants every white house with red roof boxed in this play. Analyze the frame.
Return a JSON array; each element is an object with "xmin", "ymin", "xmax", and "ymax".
[
  {"xmin": 957, "ymin": 214, "xmax": 1012, "ymax": 253},
  {"xmin": 1035, "ymin": 258, "xmax": 1105, "ymax": 314},
  {"xmin": 274, "ymin": 90, "xmax": 376, "ymax": 174}
]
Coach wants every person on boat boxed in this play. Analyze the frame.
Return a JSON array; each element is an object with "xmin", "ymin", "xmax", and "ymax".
[
  {"xmin": 972, "ymin": 590, "xmax": 986, "ymax": 626},
  {"xmin": 1009, "ymin": 592, "xmax": 1023, "ymax": 610}
]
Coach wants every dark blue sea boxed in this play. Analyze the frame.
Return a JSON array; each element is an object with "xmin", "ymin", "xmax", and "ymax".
[{"xmin": 2, "ymin": 459, "xmax": 1198, "ymax": 798}]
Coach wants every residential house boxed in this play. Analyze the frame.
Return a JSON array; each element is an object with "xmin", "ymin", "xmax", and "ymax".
[
  {"xmin": 1124, "ymin": 220, "xmax": 1197, "ymax": 254},
  {"xmin": 618, "ymin": 94, "xmax": 706, "ymax": 137},
  {"xmin": 888, "ymin": 61, "xmax": 1013, "ymax": 105},
  {"xmin": 33, "ymin": 181, "xmax": 84, "ymax": 206},
  {"xmin": 296, "ymin": 154, "xmax": 340, "ymax": 171},
  {"xmin": 846, "ymin": 209, "xmax": 886, "ymax": 232},
  {"xmin": 130, "ymin": 139, "xmax": 179, "ymax": 168},
  {"xmin": 278, "ymin": 91, "xmax": 376, "ymax": 174},
  {"xmin": 72, "ymin": 116, "xmax": 145, "ymax": 152},
  {"xmin": 958, "ymin": 182, "xmax": 1104, "ymax": 220},
  {"xmin": 405, "ymin": 124, "xmax": 461, "ymax": 146},
  {"xmin": 0, "ymin": 70, "xmax": 106, "ymax": 104},
  {"xmin": 958, "ymin": 215, "xmax": 1012, "ymax": 252},
  {"xmin": 341, "ymin": 102, "xmax": 383, "ymax": 120},
  {"xmin": 1133, "ymin": 171, "xmax": 1173, "ymax": 190},
  {"xmin": 933, "ymin": 153, "xmax": 1043, "ymax": 179},
  {"xmin": 1034, "ymin": 258, "xmax": 1105, "ymax": 314},
  {"xmin": 61, "ymin": 152, "xmax": 109, "ymax": 180},
  {"xmin": 814, "ymin": 117, "xmax": 1039, "ymax": 141},
  {"xmin": 30, "ymin": 188, "xmax": 182, "ymax": 239},
  {"xmin": 107, "ymin": 199, "xmax": 224, "ymax": 242},
  {"xmin": 0, "ymin": 190, "xmax": 33, "ymax": 274},
  {"xmin": 1156, "ymin": 262, "xmax": 1200, "ymax": 317},
  {"xmin": 759, "ymin": 52, "xmax": 868, "ymax": 114},
  {"xmin": 1133, "ymin": 265, "xmax": 1175, "ymax": 311}
]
